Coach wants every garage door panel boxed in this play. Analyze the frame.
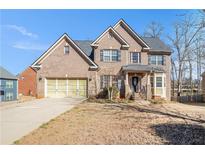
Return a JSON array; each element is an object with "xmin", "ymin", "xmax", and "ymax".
[
  {"xmin": 47, "ymin": 79, "xmax": 56, "ymax": 98},
  {"xmin": 79, "ymin": 80, "xmax": 86, "ymax": 97},
  {"xmin": 68, "ymin": 80, "xmax": 77, "ymax": 97},
  {"xmin": 57, "ymin": 79, "xmax": 67, "ymax": 97},
  {"xmin": 46, "ymin": 79, "xmax": 87, "ymax": 98}
]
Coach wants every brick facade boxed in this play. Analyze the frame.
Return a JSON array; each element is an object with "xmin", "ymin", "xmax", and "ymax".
[
  {"xmin": 18, "ymin": 67, "xmax": 37, "ymax": 96},
  {"xmin": 29, "ymin": 19, "xmax": 171, "ymax": 100}
]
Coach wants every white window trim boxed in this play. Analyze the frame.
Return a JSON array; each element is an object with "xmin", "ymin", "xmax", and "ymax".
[
  {"xmin": 150, "ymin": 55, "xmax": 163, "ymax": 65},
  {"xmin": 152, "ymin": 73, "xmax": 166, "ymax": 98},
  {"xmin": 64, "ymin": 45, "xmax": 69, "ymax": 54},
  {"xmin": 130, "ymin": 52, "xmax": 140, "ymax": 64},
  {"xmin": 102, "ymin": 49, "xmax": 119, "ymax": 62}
]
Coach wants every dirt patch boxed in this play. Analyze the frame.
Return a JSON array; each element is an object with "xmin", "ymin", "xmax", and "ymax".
[{"xmin": 16, "ymin": 101, "xmax": 205, "ymax": 145}]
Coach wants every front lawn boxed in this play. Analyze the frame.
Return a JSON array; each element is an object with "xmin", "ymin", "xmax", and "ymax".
[{"xmin": 16, "ymin": 99, "xmax": 205, "ymax": 144}]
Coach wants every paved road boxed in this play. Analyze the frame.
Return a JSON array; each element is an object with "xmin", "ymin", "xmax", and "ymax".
[{"xmin": 0, "ymin": 98, "xmax": 85, "ymax": 144}]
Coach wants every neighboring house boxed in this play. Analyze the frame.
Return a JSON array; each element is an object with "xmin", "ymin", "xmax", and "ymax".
[
  {"xmin": 202, "ymin": 72, "xmax": 205, "ymax": 101},
  {"xmin": 0, "ymin": 66, "xmax": 18, "ymax": 102},
  {"xmin": 18, "ymin": 67, "xmax": 37, "ymax": 96},
  {"xmin": 28, "ymin": 19, "xmax": 171, "ymax": 100}
]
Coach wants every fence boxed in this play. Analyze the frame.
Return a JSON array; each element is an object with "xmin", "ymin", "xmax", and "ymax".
[{"xmin": 171, "ymin": 94, "xmax": 204, "ymax": 103}]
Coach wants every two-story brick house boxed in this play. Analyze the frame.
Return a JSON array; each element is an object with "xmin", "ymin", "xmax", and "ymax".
[{"xmin": 23, "ymin": 19, "xmax": 171, "ymax": 100}]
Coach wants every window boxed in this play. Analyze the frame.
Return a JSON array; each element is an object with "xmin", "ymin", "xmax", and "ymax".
[
  {"xmin": 150, "ymin": 55, "xmax": 157, "ymax": 65},
  {"xmin": 100, "ymin": 75, "xmax": 110, "ymax": 89},
  {"xmin": 6, "ymin": 92, "xmax": 13, "ymax": 101},
  {"xmin": 108, "ymin": 33, "xmax": 113, "ymax": 39},
  {"xmin": 112, "ymin": 50, "xmax": 118, "ymax": 61},
  {"xmin": 156, "ymin": 77, "xmax": 162, "ymax": 87},
  {"xmin": 6, "ymin": 80, "xmax": 13, "ymax": 88},
  {"xmin": 100, "ymin": 75, "xmax": 119, "ymax": 89},
  {"xmin": 150, "ymin": 74, "xmax": 165, "ymax": 97},
  {"xmin": 100, "ymin": 50, "xmax": 121, "ymax": 62},
  {"xmin": 158, "ymin": 56, "xmax": 163, "ymax": 65},
  {"xmin": 130, "ymin": 52, "xmax": 140, "ymax": 63},
  {"xmin": 0, "ymin": 90, "xmax": 4, "ymax": 96},
  {"xmin": 64, "ymin": 45, "xmax": 69, "ymax": 54},
  {"xmin": 149, "ymin": 55, "xmax": 165, "ymax": 65}
]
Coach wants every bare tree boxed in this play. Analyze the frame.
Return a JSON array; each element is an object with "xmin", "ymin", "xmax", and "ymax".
[
  {"xmin": 168, "ymin": 12, "xmax": 205, "ymax": 97},
  {"xmin": 144, "ymin": 21, "xmax": 164, "ymax": 38}
]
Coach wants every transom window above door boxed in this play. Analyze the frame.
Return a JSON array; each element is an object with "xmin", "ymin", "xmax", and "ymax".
[
  {"xmin": 100, "ymin": 49, "xmax": 121, "ymax": 62},
  {"xmin": 130, "ymin": 52, "xmax": 141, "ymax": 63}
]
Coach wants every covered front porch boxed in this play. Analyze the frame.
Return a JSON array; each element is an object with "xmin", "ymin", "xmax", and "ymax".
[{"xmin": 121, "ymin": 64, "xmax": 166, "ymax": 100}]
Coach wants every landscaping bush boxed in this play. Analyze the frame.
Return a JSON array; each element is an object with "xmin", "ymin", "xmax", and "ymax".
[
  {"xmin": 112, "ymin": 86, "xmax": 120, "ymax": 99},
  {"xmin": 96, "ymin": 88, "xmax": 108, "ymax": 99}
]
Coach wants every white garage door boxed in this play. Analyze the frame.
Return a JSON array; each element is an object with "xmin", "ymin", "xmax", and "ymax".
[{"xmin": 46, "ymin": 79, "xmax": 87, "ymax": 98}]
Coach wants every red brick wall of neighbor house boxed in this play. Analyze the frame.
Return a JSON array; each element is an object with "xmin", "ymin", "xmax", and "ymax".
[{"xmin": 18, "ymin": 67, "xmax": 37, "ymax": 96}]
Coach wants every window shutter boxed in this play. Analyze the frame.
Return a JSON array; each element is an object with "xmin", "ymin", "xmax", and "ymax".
[
  {"xmin": 118, "ymin": 50, "xmax": 121, "ymax": 61},
  {"xmin": 139, "ymin": 52, "xmax": 141, "ymax": 63},
  {"xmin": 100, "ymin": 50, "xmax": 103, "ymax": 61},
  {"xmin": 163, "ymin": 55, "xmax": 166, "ymax": 65}
]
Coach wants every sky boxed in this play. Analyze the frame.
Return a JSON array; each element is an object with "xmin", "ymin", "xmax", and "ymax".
[{"xmin": 0, "ymin": 9, "xmax": 196, "ymax": 75}]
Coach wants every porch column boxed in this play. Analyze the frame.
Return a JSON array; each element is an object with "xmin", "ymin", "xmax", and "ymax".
[
  {"xmin": 125, "ymin": 72, "xmax": 129, "ymax": 85},
  {"xmin": 125, "ymin": 72, "xmax": 130, "ymax": 97},
  {"xmin": 146, "ymin": 73, "xmax": 152, "ymax": 100},
  {"xmin": 153, "ymin": 72, "xmax": 156, "ymax": 96}
]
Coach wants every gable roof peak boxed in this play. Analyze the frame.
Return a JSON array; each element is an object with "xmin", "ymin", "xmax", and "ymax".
[
  {"xmin": 113, "ymin": 19, "xmax": 150, "ymax": 49},
  {"xmin": 91, "ymin": 26, "xmax": 129, "ymax": 48},
  {"xmin": 31, "ymin": 33, "xmax": 98, "ymax": 69}
]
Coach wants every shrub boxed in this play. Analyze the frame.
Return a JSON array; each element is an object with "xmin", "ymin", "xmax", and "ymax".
[
  {"xmin": 97, "ymin": 88, "xmax": 108, "ymax": 99},
  {"xmin": 112, "ymin": 86, "xmax": 120, "ymax": 99}
]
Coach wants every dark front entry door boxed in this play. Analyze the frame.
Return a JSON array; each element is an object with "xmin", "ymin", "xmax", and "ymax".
[{"xmin": 132, "ymin": 77, "xmax": 139, "ymax": 92}]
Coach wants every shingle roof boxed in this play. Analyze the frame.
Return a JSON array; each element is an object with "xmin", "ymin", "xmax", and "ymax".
[
  {"xmin": 74, "ymin": 40, "xmax": 93, "ymax": 57},
  {"xmin": 122, "ymin": 64, "xmax": 165, "ymax": 73},
  {"xmin": 142, "ymin": 37, "xmax": 170, "ymax": 52},
  {"xmin": 74, "ymin": 37, "xmax": 170, "ymax": 57},
  {"xmin": 0, "ymin": 66, "xmax": 17, "ymax": 79}
]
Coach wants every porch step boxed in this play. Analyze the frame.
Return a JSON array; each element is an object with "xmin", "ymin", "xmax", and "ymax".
[{"xmin": 131, "ymin": 93, "xmax": 143, "ymax": 100}]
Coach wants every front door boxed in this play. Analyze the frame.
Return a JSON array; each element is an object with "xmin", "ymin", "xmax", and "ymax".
[{"xmin": 132, "ymin": 77, "xmax": 139, "ymax": 92}]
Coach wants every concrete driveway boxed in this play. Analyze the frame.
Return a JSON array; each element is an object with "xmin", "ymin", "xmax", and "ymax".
[{"xmin": 0, "ymin": 97, "xmax": 85, "ymax": 144}]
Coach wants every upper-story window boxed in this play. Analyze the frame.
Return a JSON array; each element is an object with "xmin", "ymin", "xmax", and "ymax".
[
  {"xmin": 6, "ymin": 80, "xmax": 13, "ymax": 88},
  {"xmin": 130, "ymin": 52, "xmax": 141, "ymax": 63},
  {"xmin": 64, "ymin": 45, "xmax": 69, "ymax": 54},
  {"xmin": 149, "ymin": 55, "xmax": 165, "ymax": 65},
  {"xmin": 100, "ymin": 49, "xmax": 121, "ymax": 62}
]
